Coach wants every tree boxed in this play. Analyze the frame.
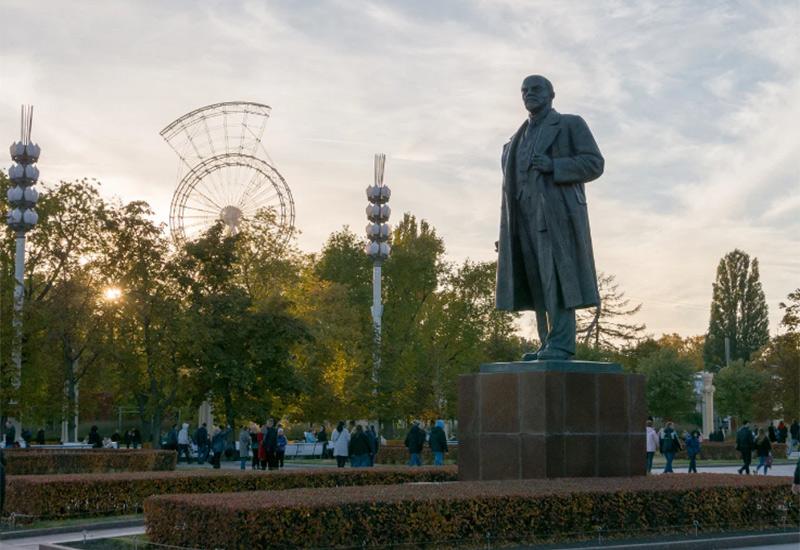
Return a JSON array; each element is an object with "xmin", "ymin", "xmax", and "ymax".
[
  {"xmin": 714, "ymin": 359, "xmax": 770, "ymax": 422},
  {"xmin": 640, "ymin": 348, "xmax": 696, "ymax": 420},
  {"xmin": 748, "ymin": 289, "xmax": 800, "ymax": 420},
  {"xmin": 704, "ymin": 249, "xmax": 769, "ymax": 370},
  {"xmin": 577, "ymin": 272, "xmax": 646, "ymax": 350}
]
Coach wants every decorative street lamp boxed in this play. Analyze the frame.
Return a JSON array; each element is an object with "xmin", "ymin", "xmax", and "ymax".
[
  {"xmin": 365, "ymin": 154, "xmax": 390, "ymax": 398},
  {"xmin": 7, "ymin": 105, "xmax": 40, "ymax": 399}
]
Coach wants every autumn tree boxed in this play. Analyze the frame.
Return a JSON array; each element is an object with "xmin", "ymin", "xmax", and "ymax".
[
  {"xmin": 639, "ymin": 347, "xmax": 696, "ymax": 420},
  {"xmin": 704, "ymin": 249, "xmax": 769, "ymax": 370},
  {"xmin": 577, "ymin": 272, "xmax": 646, "ymax": 350}
]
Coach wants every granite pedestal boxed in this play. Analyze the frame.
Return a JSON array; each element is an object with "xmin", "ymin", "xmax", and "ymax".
[{"xmin": 458, "ymin": 360, "xmax": 646, "ymax": 480}]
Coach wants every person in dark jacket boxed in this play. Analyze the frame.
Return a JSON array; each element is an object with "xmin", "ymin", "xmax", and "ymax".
[
  {"xmin": 429, "ymin": 420, "xmax": 449, "ymax": 466},
  {"xmin": 684, "ymin": 430, "xmax": 701, "ymax": 473},
  {"xmin": 194, "ymin": 423, "xmax": 209, "ymax": 464},
  {"xmin": 164, "ymin": 424, "xmax": 178, "ymax": 451},
  {"xmin": 249, "ymin": 425, "xmax": 259, "ymax": 470},
  {"xmin": 132, "ymin": 428, "xmax": 142, "ymax": 449},
  {"xmin": 276, "ymin": 428, "xmax": 288, "ymax": 468},
  {"xmin": 262, "ymin": 419, "xmax": 279, "ymax": 471},
  {"xmin": 348, "ymin": 425, "xmax": 372, "ymax": 467},
  {"xmin": 659, "ymin": 422, "xmax": 680, "ymax": 473},
  {"xmin": 317, "ymin": 425, "xmax": 329, "ymax": 459},
  {"xmin": 4, "ymin": 421, "xmax": 15, "ymax": 447},
  {"xmin": 366, "ymin": 425, "xmax": 378, "ymax": 466},
  {"xmin": 768, "ymin": 422, "xmax": 777, "ymax": 443},
  {"xmin": 404, "ymin": 421, "xmax": 426, "ymax": 466},
  {"xmin": 754, "ymin": 428, "xmax": 772, "ymax": 475},
  {"xmin": 777, "ymin": 421, "xmax": 788, "ymax": 444},
  {"xmin": 790, "ymin": 420, "xmax": 800, "ymax": 453},
  {"xmin": 35, "ymin": 428, "xmax": 45, "ymax": 445},
  {"xmin": 210, "ymin": 426, "xmax": 231, "ymax": 469},
  {"xmin": 87, "ymin": 426, "xmax": 102, "ymax": 448},
  {"xmin": 736, "ymin": 420, "xmax": 755, "ymax": 474}
]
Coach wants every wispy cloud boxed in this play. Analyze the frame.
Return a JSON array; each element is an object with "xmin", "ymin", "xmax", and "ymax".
[{"xmin": 0, "ymin": 0, "xmax": 797, "ymax": 337}]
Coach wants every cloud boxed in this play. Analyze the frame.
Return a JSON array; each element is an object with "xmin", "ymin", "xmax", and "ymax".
[{"xmin": 0, "ymin": 0, "xmax": 797, "ymax": 338}]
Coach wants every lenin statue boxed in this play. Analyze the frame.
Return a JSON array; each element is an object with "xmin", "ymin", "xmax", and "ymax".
[{"xmin": 495, "ymin": 75, "xmax": 604, "ymax": 360}]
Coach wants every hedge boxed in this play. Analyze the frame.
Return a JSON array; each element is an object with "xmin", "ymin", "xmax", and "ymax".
[
  {"xmin": 145, "ymin": 474, "xmax": 799, "ymax": 549},
  {"xmin": 376, "ymin": 444, "xmax": 458, "ymax": 464},
  {"xmin": 3, "ymin": 449, "xmax": 176, "ymax": 475},
  {"xmin": 676, "ymin": 441, "xmax": 789, "ymax": 461},
  {"xmin": 5, "ymin": 466, "xmax": 457, "ymax": 519}
]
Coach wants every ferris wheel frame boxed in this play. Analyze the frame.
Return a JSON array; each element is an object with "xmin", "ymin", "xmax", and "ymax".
[{"xmin": 168, "ymin": 152, "xmax": 295, "ymax": 246}]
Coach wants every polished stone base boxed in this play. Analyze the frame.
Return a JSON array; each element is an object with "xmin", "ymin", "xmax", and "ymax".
[{"xmin": 458, "ymin": 361, "xmax": 646, "ymax": 481}]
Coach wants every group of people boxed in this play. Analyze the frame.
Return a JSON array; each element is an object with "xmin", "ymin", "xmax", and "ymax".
[
  {"xmin": 646, "ymin": 420, "xmax": 700, "ymax": 474},
  {"xmin": 329, "ymin": 421, "xmax": 381, "ymax": 467},
  {"xmin": 240, "ymin": 419, "xmax": 289, "ymax": 471},
  {"xmin": 645, "ymin": 417, "xmax": 798, "ymax": 476},
  {"xmin": 404, "ymin": 419, "xmax": 449, "ymax": 466},
  {"xmin": 735, "ymin": 420, "xmax": 784, "ymax": 475}
]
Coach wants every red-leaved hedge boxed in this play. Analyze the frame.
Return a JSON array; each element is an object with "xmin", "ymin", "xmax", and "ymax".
[
  {"xmin": 3, "ymin": 449, "xmax": 176, "ymax": 475},
  {"xmin": 676, "ymin": 441, "xmax": 789, "ymax": 460},
  {"xmin": 5, "ymin": 466, "xmax": 457, "ymax": 519},
  {"xmin": 376, "ymin": 444, "xmax": 458, "ymax": 464},
  {"xmin": 145, "ymin": 474, "xmax": 799, "ymax": 549}
]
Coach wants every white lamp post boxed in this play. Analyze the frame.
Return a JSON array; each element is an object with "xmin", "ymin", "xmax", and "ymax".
[
  {"xmin": 365, "ymin": 154, "xmax": 390, "ymax": 400},
  {"xmin": 7, "ymin": 106, "xmax": 40, "ymax": 410}
]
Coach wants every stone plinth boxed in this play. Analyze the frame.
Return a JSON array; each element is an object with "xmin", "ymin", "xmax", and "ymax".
[{"xmin": 458, "ymin": 361, "xmax": 646, "ymax": 481}]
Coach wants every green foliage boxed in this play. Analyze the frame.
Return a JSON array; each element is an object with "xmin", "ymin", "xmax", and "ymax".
[
  {"xmin": 639, "ymin": 348, "xmax": 695, "ymax": 420},
  {"xmin": 144, "ymin": 475, "xmax": 798, "ymax": 549},
  {"xmin": 4, "ymin": 449, "xmax": 176, "ymax": 475},
  {"xmin": 714, "ymin": 359, "xmax": 771, "ymax": 421},
  {"xmin": 704, "ymin": 249, "xmax": 770, "ymax": 370},
  {"xmin": 7, "ymin": 466, "xmax": 457, "ymax": 519}
]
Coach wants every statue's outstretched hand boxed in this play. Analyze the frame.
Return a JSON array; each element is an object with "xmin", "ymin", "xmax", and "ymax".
[{"xmin": 532, "ymin": 154, "xmax": 553, "ymax": 173}]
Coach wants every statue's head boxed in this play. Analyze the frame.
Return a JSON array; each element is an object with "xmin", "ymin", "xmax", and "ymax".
[{"xmin": 521, "ymin": 75, "xmax": 554, "ymax": 115}]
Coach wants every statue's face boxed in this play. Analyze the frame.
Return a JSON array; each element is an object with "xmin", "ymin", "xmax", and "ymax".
[{"xmin": 521, "ymin": 76, "xmax": 552, "ymax": 113}]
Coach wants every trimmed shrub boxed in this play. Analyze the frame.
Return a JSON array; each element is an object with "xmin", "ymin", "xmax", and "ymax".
[
  {"xmin": 145, "ymin": 474, "xmax": 799, "ymax": 549},
  {"xmin": 676, "ymin": 441, "xmax": 790, "ymax": 460},
  {"xmin": 3, "ymin": 449, "xmax": 176, "ymax": 475},
  {"xmin": 376, "ymin": 444, "xmax": 458, "ymax": 464},
  {"xmin": 6, "ymin": 466, "xmax": 457, "ymax": 519}
]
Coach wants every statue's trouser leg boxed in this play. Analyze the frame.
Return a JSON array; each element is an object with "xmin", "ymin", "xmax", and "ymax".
[
  {"xmin": 535, "ymin": 232, "xmax": 576, "ymax": 356},
  {"xmin": 517, "ymin": 216, "xmax": 549, "ymax": 348}
]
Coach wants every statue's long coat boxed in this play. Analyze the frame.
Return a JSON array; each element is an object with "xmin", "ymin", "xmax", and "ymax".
[{"xmin": 495, "ymin": 109, "xmax": 604, "ymax": 311}]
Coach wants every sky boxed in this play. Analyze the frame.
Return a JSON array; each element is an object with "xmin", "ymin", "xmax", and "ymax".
[{"xmin": 1, "ymin": 0, "xmax": 798, "ymax": 339}]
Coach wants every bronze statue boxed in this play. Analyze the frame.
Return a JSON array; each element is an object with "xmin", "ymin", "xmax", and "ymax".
[{"xmin": 495, "ymin": 75, "xmax": 604, "ymax": 360}]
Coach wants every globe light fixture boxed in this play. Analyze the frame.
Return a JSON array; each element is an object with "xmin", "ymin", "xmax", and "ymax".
[
  {"xmin": 6, "ymin": 105, "xmax": 41, "ymax": 402},
  {"xmin": 365, "ymin": 154, "xmax": 390, "ymax": 402}
]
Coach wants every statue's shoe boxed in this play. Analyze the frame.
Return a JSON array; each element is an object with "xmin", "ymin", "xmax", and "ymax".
[
  {"xmin": 521, "ymin": 352, "xmax": 539, "ymax": 361},
  {"xmin": 537, "ymin": 348, "xmax": 573, "ymax": 360}
]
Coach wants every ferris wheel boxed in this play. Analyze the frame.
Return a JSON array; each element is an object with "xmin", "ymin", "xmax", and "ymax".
[{"xmin": 160, "ymin": 101, "xmax": 295, "ymax": 246}]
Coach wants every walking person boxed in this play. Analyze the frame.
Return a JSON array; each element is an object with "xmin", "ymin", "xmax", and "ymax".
[
  {"xmin": 331, "ymin": 421, "xmax": 350, "ymax": 468},
  {"xmin": 210, "ymin": 425, "xmax": 231, "ymax": 469},
  {"xmin": 790, "ymin": 419, "xmax": 800, "ymax": 453},
  {"xmin": 736, "ymin": 420, "xmax": 755, "ymax": 474},
  {"xmin": 777, "ymin": 420, "xmax": 787, "ymax": 444},
  {"xmin": 645, "ymin": 420, "xmax": 659, "ymax": 474},
  {"xmin": 177, "ymin": 423, "xmax": 192, "ymax": 464},
  {"xmin": 250, "ymin": 424, "xmax": 259, "ymax": 470},
  {"xmin": 768, "ymin": 422, "xmax": 777, "ymax": 443},
  {"xmin": 276, "ymin": 428, "xmax": 287, "ymax": 468},
  {"xmin": 165, "ymin": 424, "xmax": 178, "ymax": 451},
  {"xmin": 317, "ymin": 425, "xmax": 329, "ymax": 459},
  {"xmin": 685, "ymin": 430, "xmax": 701, "ymax": 473},
  {"xmin": 754, "ymin": 428, "xmax": 773, "ymax": 475},
  {"xmin": 404, "ymin": 420, "xmax": 426, "ymax": 466},
  {"xmin": 659, "ymin": 421, "xmax": 680, "ymax": 473},
  {"xmin": 194, "ymin": 423, "xmax": 209, "ymax": 464},
  {"xmin": 262, "ymin": 419, "xmax": 279, "ymax": 471},
  {"xmin": 349, "ymin": 425, "xmax": 372, "ymax": 467},
  {"xmin": 429, "ymin": 420, "xmax": 448, "ymax": 466},
  {"xmin": 257, "ymin": 424, "xmax": 267, "ymax": 470},
  {"xmin": 366, "ymin": 425, "xmax": 378, "ymax": 466},
  {"xmin": 87, "ymin": 426, "xmax": 102, "ymax": 448},
  {"xmin": 238, "ymin": 426, "xmax": 251, "ymax": 471}
]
